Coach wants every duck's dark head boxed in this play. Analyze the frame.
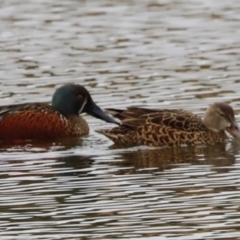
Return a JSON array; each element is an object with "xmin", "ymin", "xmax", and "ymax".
[{"xmin": 52, "ymin": 84, "xmax": 119, "ymax": 125}]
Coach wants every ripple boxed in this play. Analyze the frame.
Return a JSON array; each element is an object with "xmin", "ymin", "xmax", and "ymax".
[{"xmin": 1, "ymin": 0, "xmax": 240, "ymax": 239}]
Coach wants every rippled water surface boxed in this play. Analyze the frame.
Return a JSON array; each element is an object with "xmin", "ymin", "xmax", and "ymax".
[{"xmin": 1, "ymin": 0, "xmax": 240, "ymax": 239}]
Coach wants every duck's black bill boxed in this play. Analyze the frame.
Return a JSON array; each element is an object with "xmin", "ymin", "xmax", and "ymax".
[
  {"xmin": 88, "ymin": 103, "xmax": 120, "ymax": 125},
  {"xmin": 226, "ymin": 122, "xmax": 240, "ymax": 141}
]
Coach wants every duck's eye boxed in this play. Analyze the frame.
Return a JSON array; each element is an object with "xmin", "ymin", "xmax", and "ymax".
[
  {"xmin": 78, "ymin": 94, "xmax": 83, "ymax": 99},
  {"xmin": 219, "ymin": 112, "xmax": 225, "ymax": 117}
]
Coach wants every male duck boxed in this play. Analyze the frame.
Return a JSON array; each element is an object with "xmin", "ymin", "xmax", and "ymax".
[{"xmin": 0, "ymin": 84, "xmax": 118, "ymax": 140}]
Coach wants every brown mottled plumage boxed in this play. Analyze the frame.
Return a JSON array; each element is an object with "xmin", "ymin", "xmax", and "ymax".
[{"xmin": 97, "ymin": 103, "xmax": 240, "ymax": 147}]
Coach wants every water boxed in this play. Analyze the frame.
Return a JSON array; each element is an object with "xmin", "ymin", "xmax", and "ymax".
[{"xmin": 1, "ymin": 0, "xmax": 240, "ymax": 239}]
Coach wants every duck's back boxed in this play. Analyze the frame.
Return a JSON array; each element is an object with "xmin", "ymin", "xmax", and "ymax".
[{"xmin": 0, "ymin": 103, "xmax": 89, "ymax": 140}]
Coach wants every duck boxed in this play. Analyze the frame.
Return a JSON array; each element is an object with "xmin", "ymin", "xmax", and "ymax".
[
  {"xmin": 97, "ymin": 102, "xmax": 240, "ymax": 147},
  {"xmin": 0, "ymin": 83, "xmax": 118, "ymax": 140}
]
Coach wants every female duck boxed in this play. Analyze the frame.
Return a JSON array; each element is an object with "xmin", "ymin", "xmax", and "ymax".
[{"xmin": 97, "ymin": 103, "xmax": 240, "ymax": 147}]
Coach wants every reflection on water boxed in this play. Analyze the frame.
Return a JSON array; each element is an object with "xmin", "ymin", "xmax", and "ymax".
[
  {"xmin": 1, "ymin": 0, "xmax": 240, "ymax": 239},
  {"xmin": 112, "ymin": 143, "xmax": 237, "ymax": 174},
  {"xmin": 1, "ymin": 140, "xmax": 240, "ymax": 239}
]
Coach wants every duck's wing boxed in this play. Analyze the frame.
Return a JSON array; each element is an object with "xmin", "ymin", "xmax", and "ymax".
[{"xmin": 106, "ymin": 107, "xmax": 206, "ymax": 132}]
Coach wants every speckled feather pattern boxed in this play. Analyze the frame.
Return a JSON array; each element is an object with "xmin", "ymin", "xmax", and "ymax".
[
  {"xmin": 97, "ymin": 107, "xmax": 227, "ymax": 147},
  {"xmin": 0, "ymin": 103, "xmax": 89, "ymax": 140}
]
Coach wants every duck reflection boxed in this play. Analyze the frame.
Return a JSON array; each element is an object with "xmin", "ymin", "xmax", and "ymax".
[
  {"xmin": 0, "ymin": 136, "xmax": 84, "ymax": 153},
  {"xmin": 111, "ymin": 143, "xmax": 238, "ymax": 175}
]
